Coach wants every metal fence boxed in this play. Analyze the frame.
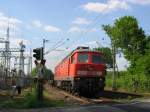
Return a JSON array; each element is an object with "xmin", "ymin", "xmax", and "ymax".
[{"xmin": 0, "ymin": 76, "xmax": 33, "ymax": 89}]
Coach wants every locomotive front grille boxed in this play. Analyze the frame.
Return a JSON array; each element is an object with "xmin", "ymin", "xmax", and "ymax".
[{"xmin": 77, "ymin": 70, "xmax": 102, "ymax": 76}]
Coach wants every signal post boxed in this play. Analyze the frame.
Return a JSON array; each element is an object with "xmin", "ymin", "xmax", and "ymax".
[{"xmin": 33, "ymin": 47, "xmax": 46, "ymax": 102}]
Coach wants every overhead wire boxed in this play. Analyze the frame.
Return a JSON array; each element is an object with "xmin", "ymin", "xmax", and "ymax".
[
  {"xmin": 43, "ymin": 10, "xmax": 86, "ymax": 55},
  {"xmin": 44, "ymin": 11, "xmax": 102, "ymax": 53},
  {"xmin": 44, "ymin": 38, "xmax": 69, "ymax": 55},
  {"xmin": 68, "ymin": 13, "xmax": 109, "ymax": 50},
  {"xmin": 45, "ymin": 7, "xmax": 110, "ymax": 55}
]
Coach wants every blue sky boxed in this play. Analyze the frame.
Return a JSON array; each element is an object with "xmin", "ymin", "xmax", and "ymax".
[{"xmin": 0, "ymin": 0, "xmax": 150, "ymax": 71}]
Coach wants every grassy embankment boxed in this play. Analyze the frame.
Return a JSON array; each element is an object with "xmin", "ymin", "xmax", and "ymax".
[
  {"xmin": 0, "ymin": 86, "xmax": 66, "ymax": 109},
  {"xmin": 106, "ymin": 71, "xmax": 150, "ymax": 93}
]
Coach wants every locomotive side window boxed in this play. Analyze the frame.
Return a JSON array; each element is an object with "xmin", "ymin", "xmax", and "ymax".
[
  {"xmin": 92, "ymin": 54, "xmax": 102, "ymax": 64},
  {"xmin": 78, "ymin": 53, "xmax": 88, "ymax": 63}
]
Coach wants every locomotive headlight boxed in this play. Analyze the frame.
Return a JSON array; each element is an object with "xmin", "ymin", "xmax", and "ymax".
[
  {"xmin": 77, "ymin": 70, "xmax": 87, "ymax": 75},
  {"xmin": 76, "ymin": 77, "xmax": 80, "ymax": 80},
  {"xmin": 97, "ymin": 71, "xmax": 102, "ymax": 75},
  {"xmin": 100, "ymin": 78, "xmax": 103, "ymax": 81}
]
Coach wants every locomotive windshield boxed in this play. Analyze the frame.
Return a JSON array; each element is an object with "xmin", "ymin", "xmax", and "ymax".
[
  {"xmin": 92, "ymin": 54, "xmax": 102, "ymax": 64},
  {"xmin": 78, "ymin": 53, "xmax": 88, "ymax": 63}
]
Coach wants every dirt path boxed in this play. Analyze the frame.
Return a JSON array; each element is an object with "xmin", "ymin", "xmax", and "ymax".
[
  {"xmin": 44, "ymin": 84, "xmax": 117, "ymax": 105},
  {"xmin": 44, "ymin": 84, "xmax": 89, "ymax": 105}
]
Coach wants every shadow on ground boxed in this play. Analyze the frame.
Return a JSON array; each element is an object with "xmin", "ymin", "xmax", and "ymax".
[{"xmin": 101, "ymin": 90, "xmax": 142, "ymax": 99}]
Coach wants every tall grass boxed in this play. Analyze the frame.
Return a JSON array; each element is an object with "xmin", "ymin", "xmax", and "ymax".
[
  {"xmin": 0, "ymin": 86, "xmax": 66, "ymax": 109},
  {"xmin": 106, "ymin": 71, "xmax": 150, "ymax": 92}
]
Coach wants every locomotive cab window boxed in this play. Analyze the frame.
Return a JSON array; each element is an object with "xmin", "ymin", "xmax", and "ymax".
[
  {"xmin": 78, "ymin": 53, "xmax": 88, "ymax": 63},
  {"xmin": 92, "ymin": 54, "xmax": 102, "ymax": 64}
]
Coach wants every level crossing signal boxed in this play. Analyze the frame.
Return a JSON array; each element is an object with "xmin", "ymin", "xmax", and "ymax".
[{"xmin": 33, "ymin": 47, "xmax": 43, "ymax": 60}]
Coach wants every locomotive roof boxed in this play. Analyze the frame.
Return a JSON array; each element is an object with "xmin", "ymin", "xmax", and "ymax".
[
  {"xmin": 75, "ymin": 49, "xmax": 101, "ymax": 53},
  {"xmin": 58, "ymin": 48, "xmax": 102, "ymax": 65},
  {"xmin": 72, "ymin": 46, "xmax": 102, "ymax": 54}
]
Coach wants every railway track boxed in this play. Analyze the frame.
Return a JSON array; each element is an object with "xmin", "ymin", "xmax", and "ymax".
[
  {"xmin": 58, "ymin": 90, "xmax": 113, "ymax": 104},
  {"xmin": 45, "ymin": 84, "xmax": 112, "ymax": 105},
  {"xmin": 45, "ymin": 83, "xmax": 143, "ymax": 106}
]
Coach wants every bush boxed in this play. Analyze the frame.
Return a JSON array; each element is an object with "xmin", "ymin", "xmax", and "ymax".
[{"xmin": 105, "ymin": 71, "xmax": 150, "ymax": 92}]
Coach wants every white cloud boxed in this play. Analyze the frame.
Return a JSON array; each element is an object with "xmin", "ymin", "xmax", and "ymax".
[
  {"xmin": 0, "ymin": 12, "xmax": 3, "ymax": 16},
  {"xmin": 31, "ymin": 20, "xmax": 61, "ymax": 32},
  {"xmin": 0, "ymin": 12, "xmax": 22, "ymax": 32},
  {"xmin": 0, "ymin": 14, "xmax": 28, "ymax": 48},
  {"xmin": 68, "ymin": 26, "xmax": 83, "ymax": 33},
  {"xmin": 0, "ymin": 12, "xmax": 23, "ymax": 44},
  {"xmin": 44, "ymin": 25, "xmax": 61, "ymax": 32},
  {"xmin": 32, "ymin": 20, "xmax": 42, "ymax": 28},
  {"xmin": 8, "ymin": 18, "xmax": 22, "ymax": 25},
  {"xmin": 72, "ymin": 17, "xmax": 91, "ymax": 25},
  {"xmin": 126, "ymin": 0, "xmax": 150, "ymax": 5},
  {"xmin": 68, "ymin": 26, "xmax": 97, "ymax": 33},
  {"xmin": 82, "ymin": 0, "xmax": 129, "ymax": 14},
  {"xmin": 75, "ymin": 41, "xmax": 99, "ymax": 48},
  {"xmin": 0, "ymin": 12, "xmax": 28, "ymax": 51},
  {"xmin": 90, "ymin": 28, "xmax": 98, "ymax": 32}
]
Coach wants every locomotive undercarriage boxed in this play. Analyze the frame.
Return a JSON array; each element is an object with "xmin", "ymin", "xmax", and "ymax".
[
  {"xmin": 73, "ymin": 77, "xmax": 105, "ymax": 96},
  {"xmin": 55, "ymin": 76, "xmax": 105, "ymax": 97}
]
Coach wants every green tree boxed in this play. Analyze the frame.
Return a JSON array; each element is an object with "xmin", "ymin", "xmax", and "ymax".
[
  {"xmin": 133, "ymin": 38, "xmax": 150, "ymax": 77},
  {"xmin": 44, "ymin": 67, "xmax": 54, "ymax": 80},
  {"xmin": 31, "ymin": 67, "xmax": 38, "ymax": 77},
  {"xmin": 102, "ymin": 15, "xmax": 150, "ymax": 77},
  {"xmin": 31, "ymin": 67, "xmax": 54, "ymax": 80},
  {"xmin": 103, "ymin": 16, "xmax": 146, "ymax": 61}
]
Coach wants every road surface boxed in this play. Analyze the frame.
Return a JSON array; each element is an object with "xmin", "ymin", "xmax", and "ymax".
[{"xmin": 0, "ymin": 101, "xmax": 150, "ymax": 112}]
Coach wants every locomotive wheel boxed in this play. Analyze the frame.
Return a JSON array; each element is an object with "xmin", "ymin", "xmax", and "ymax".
[{"xmin": 68, "ymin": 82, "xmax": 72, "ymax": 93}]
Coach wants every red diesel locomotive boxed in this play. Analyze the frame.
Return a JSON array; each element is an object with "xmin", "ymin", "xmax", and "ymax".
[{"xmin": 54, "ymin": 47, "xmax": 106, "ymax": 96}]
